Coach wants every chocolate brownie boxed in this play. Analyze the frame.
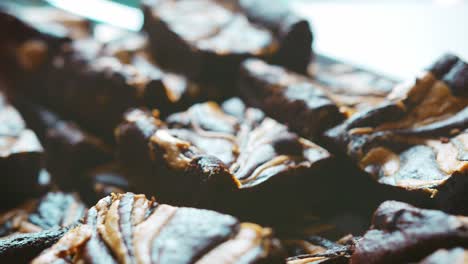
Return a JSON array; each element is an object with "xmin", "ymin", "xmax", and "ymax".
[
  {"xmin": 325, "ymin": 54, "xmax": 468, "ymax": 213},
  {"xmin": 32, "ymin": 192, "xmax": 285, "ymax": 264},
  {"xmin": 351, "ymin": 201, "xmax": 468, "ymax": 264},
  {"xmin": 239, "ymin": 58, "xmax": 398, "ymax": 140},
  {"xmin": 0, "ymin": 192, "xmax": 85, "ymax": 238},
  {"xmin": 240, "ymin": 58, "xmax": 343, "ymax": 140},
  {"xmin": 0, "ymin": 192, "xmax": 86, "ymax": 262},
  {"xmin": 116, "ymin": 98, "xmax": 332, "ymax": 222},
  {"xmin": 15, "ymin": 101, "xmax": 113, "ymax": 192},
  {"xmin": 0, "ymin": 91, "xmax": 44, "ymax": 208},
  {"xmin": 142, "ymin": 0, "xmax": 312, "ymax": 87}
]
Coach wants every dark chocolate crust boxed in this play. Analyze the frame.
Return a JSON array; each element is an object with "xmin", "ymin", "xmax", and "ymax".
[
  {"xmin": 32, "ymin": 193, "xmax": 285, "ymax": 264},
  {"xmin": 324, "ymin": 54, "xmax": 468, "ymax": 213},
  {"xmin": 0, "ymin": 227, "xmax": 69, "ymax": 263},
  {"xmin": 142, "ymin": 0, "xmax": 312, "ymax": 87},
  {"xmin": 351, "ymin": 201, "xmax": 468, "ymax": 264}
]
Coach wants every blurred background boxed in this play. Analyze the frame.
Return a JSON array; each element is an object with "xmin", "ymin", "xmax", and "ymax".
[{"xmin": 7, "ymin": 0, "xmax": 468, "ymax": 80}]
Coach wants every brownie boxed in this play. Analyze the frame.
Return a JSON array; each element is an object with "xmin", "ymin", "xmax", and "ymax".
[
  {"xmin": 32, "ymin": 192, "xmax": 285, "ymax": 264},
  {"xmin": 0, "ymin": 192, "xmax": 85, "ymax": 238},
  {"xmin": 310, "ymin": 55, "xmax": 398, "ymax": 116},
  {"xmin": 0, "ymin": 90, "xmax": 44, "ymax": 208},
  {"xmin": 239, "ymin": 57, "xmax": 400, "ymax": 140},
  {"xmin": 0, "ymin": 9, "xmax": 210, "ymax": 140},
  {"xmin": 15, "ymin": 101, "xmax": 113, "ymax": 192},
  {"xmin": 37, "ymin": 35, "xmax": 213, "ymax": 140},
  {"xmin": 324, "ymin": 54, "xmax": 468, "ymax": 213},
  {"xmin": 0, "ymin": 192, "xmax": 85, "ymax": 262},
  {"xmin": 116, "ymin": 98, "xmax": 332, "ymax": 222},
  {"xmin": 240, "ymin": 58, "xmax": 344, "ymax": 140},
  {"xmin": 0, "ymin": 8, "xmax": 82, "ymax": 98},
  {"xmin": 350, "ymin": 201, "xmax": 468, "ymax": 264},
  {"xmin": 142, "ymin": 0, "xmax": 312, "ymax": 87}
]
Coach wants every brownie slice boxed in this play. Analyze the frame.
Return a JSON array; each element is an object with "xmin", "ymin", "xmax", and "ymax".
[
  {"xmin": 351, "ymin": 201, "xmax": 468, "ymax": 264},
  {"xmin": 0, "ymin": 192, "xmax": 85, "ymax": 238},
  {"xmin": 15, "ymin": 101, "xmax": 113, "ymax": 192},
  {"xmin": 324, "ymin": 54, "xmax": 468, "ymax": 213},
  {"xmin": 1, "ymin": 10, "xmax": 210, "ymax": 140},
  {"xmin": 39, "ymin": 35, "xmax": 213, "ymax": 140},
  {"xmin": 0, "ymin": 90, "xmax": 44, "ymax": 208},
  {"xmin": 32, "ymin": 192, "xmax": 285, "ymax": 264},
  {"xmin": 310, "ymin": 55, "xmax": 398, "ymax": 116},
  {"xmin": 240, "ymin": 58, "xmax": 344, "ymax": 140},
  {"xmin": 142, "ymin": 0, "xmax": 312, "ymax": 86},
  {"xmin": 0, "ymin": 8, "xmax": 84, "ymax": 97},
  {"xmin": 239, "ymin": 57, "xmax": 400, "ymax": 140},
  {"xmin": 0, "ymin": 192, "xmax": 86, "ymax": 262},
  {"xmin": 116, "ymin": 98, "xmax": 332, "ymax": 222}
]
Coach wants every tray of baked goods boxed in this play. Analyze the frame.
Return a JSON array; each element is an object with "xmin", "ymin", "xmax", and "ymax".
[{"xmin": 0, "ymin": 0, "xmax": 466, "ymax": 263}]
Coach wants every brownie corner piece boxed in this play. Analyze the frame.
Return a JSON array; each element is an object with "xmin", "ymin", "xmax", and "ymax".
[
  {"xmin": 142, "ymin": 0, "xmax": 312, "ymax": 84},
  {"xmin": 322, "ymin": 54, "xmax": 468, "ymax": 213},
  {"xmin": 32, "ymin": 192, "xmax": 286, "ymax": 263}
]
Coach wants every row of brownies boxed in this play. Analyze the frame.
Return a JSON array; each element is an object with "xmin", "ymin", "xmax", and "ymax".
[{"xmin": 0, "ymin": 0, "xmax": 467, "ymax": 263}]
